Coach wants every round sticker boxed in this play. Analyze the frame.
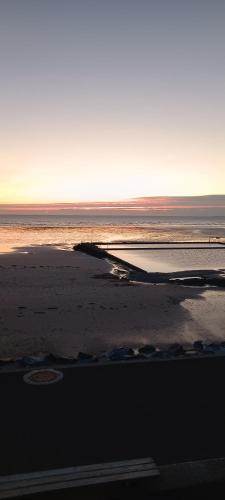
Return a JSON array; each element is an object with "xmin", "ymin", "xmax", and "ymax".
[{"xmin": 23, "ymin": 369, "xmax": 64, "ymax": 385}]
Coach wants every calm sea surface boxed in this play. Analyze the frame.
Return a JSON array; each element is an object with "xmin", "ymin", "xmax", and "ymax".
[{"xmin": 0, "ymin": 214, "xmax": 225, "ymax": 254}]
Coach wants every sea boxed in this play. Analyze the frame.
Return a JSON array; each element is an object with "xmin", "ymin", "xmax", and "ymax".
[
  {"xmin": 0, "ymin": 214, "xmax": 225, "ymax": 252},
  {"xmin": 0, "ymin": 214, "xmax": 225, "ymax": 269}
]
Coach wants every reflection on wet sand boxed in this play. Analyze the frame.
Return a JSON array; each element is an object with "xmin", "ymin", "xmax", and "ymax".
[{"xmin": 182, "ymin": 290, "xmax": 225, "ymax": 343}]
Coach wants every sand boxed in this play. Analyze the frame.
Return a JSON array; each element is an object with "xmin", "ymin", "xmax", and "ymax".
[{"xmin": 0, "ymin": 245, "xmax": 224, "ymax": 358}]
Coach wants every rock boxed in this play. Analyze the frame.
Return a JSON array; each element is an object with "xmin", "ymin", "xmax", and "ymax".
[
  {"xmin": 220, "ymin": 342, "xmax": 225, "ymax": 352},
  {"xmin": 203, "ymin": 343, "xmax": 218, "ymax": 354},
  {"xmin": 132, "ymin": 353, "xmax": 146, "ymax": 360},
  {"xmin": 208, "ymin": 343, "xmax": 220, "ymax": 350},
  {"xmin": 107, "ymin": 347, "xmax": 134, "ymax": 361},
  {"xmin": 193, "ymin": 341, "xmax": 216, "ymax": 354},
  {"xmin": 22, "ymin": 354, "xmax": 50, "ymax": 366},
  {"xmin": 51, "ymin": 353, "xmax": 76, "ymax": 364},
  {"xmin": 168, "ymin": 343, "xmax": 184, "ymax": 355},
  {"xmin": 139, "ymin": 345, "xmax": 156, "ymax": 355},
  {"xmin": 0, "ymin": 357, "xmax": 14, "ymax": 364},
  {"xmin": 77, "ymin": 352, "xmax": 94, "ymax": 361},
  {"xmin": 96, "ymin": 351, "xmax": 108, "ymax": 361},
  {"xmin": 184, "ymin": 348, "xmax": 200, "ymax": 357},
  {"xmin": 193, "ymin": 341, "xmax": 204, "ymax": 351}
]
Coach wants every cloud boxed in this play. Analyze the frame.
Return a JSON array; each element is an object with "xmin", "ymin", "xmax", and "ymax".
[{"xmin": 0, "ymin": 195, "xmax": 225, "ymax": 216}]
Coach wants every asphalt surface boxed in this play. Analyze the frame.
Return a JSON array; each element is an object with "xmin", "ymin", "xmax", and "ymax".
[{"xmin": 1, "ymin": 356, "xmax": 225, "ymax": 476}]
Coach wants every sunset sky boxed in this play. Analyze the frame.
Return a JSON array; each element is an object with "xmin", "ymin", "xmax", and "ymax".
[{"xmin": 0, "ymin": 0, "xmax": 225, "ymax": 205}]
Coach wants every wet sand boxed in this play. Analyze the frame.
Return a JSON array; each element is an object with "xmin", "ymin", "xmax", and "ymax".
[
  {"xmin": 0, "ymin": 245, "xmax": 225, "ymax": 359},
  {"xmin": 182, "ymin": 290, "xmax": 225, "ymax": 342}
]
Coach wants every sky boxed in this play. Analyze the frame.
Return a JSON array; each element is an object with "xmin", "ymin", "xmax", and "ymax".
[{"xmin": 0, "ymin": 0, "xmax": 225, "ymax": 205}]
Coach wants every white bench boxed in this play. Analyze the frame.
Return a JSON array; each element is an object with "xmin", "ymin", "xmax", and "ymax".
[{"xmin": 0, "ymin": 457, "xmax": 159, "ymax": 498}]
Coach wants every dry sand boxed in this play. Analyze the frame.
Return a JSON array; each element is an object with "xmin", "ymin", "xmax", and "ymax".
[{"xmin": 0, "ymin": 245, "xmax": 222, "ymax": 358}]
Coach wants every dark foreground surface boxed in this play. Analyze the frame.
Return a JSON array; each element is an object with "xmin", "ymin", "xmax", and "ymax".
[{"xmin": 1, "ymin": 356, "xmax": 225, "ymax": 476}]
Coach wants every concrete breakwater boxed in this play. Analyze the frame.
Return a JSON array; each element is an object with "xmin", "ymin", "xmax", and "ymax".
[{"xmin": 74, "ymin": 242, "xmax": 146, "ymax": 273}]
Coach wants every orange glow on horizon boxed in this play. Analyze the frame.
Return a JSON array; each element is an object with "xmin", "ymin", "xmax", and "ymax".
[{"xmin": 1, "ymin": 196, "xmax": 225, "ymax": 215}]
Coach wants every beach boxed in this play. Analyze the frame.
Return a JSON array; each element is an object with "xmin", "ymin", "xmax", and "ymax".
[{"xmin": 0, "ymin": 244, "xmax": 225, "ymax": 359}]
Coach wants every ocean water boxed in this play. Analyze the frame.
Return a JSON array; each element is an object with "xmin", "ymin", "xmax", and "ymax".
[
  {"xmin": 1, "ymin": 214, "xmax": 225, "ymax": 229},
  {"xmin": 0, "ymin": 214, "xmax": 225, "ymax": 254}
]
